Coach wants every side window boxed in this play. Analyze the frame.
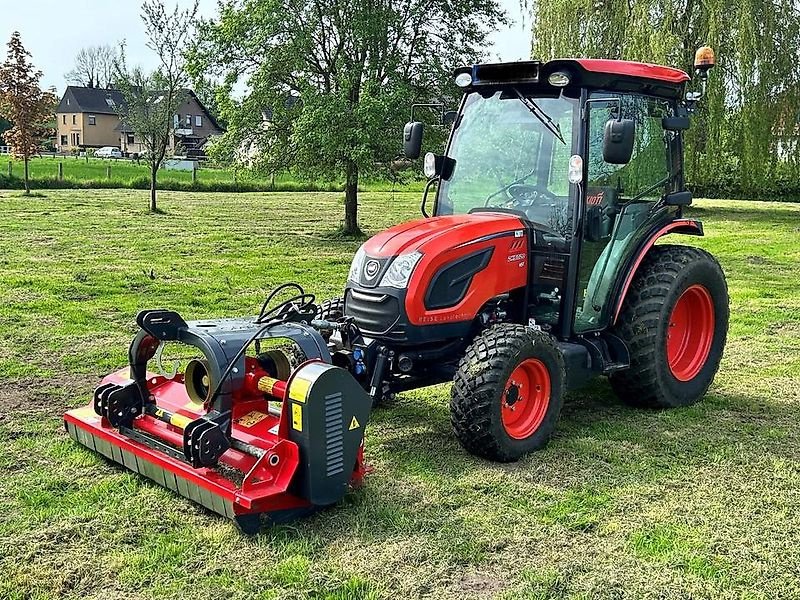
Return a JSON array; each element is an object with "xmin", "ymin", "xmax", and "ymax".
[{"xmin": 588, "ymin": 94, "xmax": 671, "ymax": 200}]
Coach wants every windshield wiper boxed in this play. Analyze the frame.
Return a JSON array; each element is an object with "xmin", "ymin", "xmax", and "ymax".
[{"xmin": 513, "ymin": 87, "xmax": 566, "ymax": 145}]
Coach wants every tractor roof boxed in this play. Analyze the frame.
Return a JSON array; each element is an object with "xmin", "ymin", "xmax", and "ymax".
[
  {"xmin": 572, "ymin": 59, "xmax": 690, "ymax": 85},
  {"xmin": 456, "ymin": 58, "xmax": 690, "ymax": 99}
]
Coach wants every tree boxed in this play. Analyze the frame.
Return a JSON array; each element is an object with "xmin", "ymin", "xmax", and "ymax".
[
  {"xmin": 115, "ymin": 0, "xmax": 198, "ymax": 212},
  {"xmin": 527, "ymin": 0, "xmax": 800, "ymax": 198},
  {"xmin": 188, "ymin": 0, "xmax": 507, "ymax": 235},
  {"xmin": 66, "ymin": 44, "xmax": 121, "ymax": 88},
  {"xmin": 0, "ymin": 32, "xmax": 53, "ymax": 194}
]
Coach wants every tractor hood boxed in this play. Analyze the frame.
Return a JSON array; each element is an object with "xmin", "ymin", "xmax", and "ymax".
[{"xmin": 362, "ymin": 213, "xmax": 525, "ymax": 258}]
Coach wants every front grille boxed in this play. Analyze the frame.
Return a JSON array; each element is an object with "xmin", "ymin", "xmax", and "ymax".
[{"xmin": 345, "ymin": 289, "xmax": 401, "ymax": 335}]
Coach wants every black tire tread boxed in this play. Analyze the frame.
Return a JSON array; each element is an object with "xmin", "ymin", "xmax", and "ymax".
[
  {"xmin": 610, "ymin": 244, "xmax": 728, "ymax": 408},
  {"xmin": 317, "ymin": 297, "xmax": 345, "ymax": 321}
]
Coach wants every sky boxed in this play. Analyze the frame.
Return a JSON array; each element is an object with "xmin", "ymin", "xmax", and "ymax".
[{"xmin": 0, "ymin": 0, "xmax": 531, "ymax": 93}]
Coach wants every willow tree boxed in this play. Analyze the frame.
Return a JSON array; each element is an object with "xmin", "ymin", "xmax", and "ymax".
[
  {"xmin": 188, "ymin": 0, "xmax": 506, "ymax": 235},
  {"xmin": 528, "ymin": 0, "xmax": 800, "ymax": 198}
]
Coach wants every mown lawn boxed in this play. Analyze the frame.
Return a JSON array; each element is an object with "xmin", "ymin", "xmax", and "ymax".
[{"xmin": 0, "ymin": 189, "xmax": 798, "ymax": 599}]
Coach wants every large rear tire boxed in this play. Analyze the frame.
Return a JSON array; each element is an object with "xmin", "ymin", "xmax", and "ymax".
[
  {"xmin": 451, "ymin": 324, "xmax": 566, "ymax": 462},
  {"xmin": 610, "ymin": 244, "xmax": 728, "ymax": 408}
]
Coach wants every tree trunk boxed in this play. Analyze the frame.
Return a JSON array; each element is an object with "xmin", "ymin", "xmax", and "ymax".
[
  {"xmin": 23, "ymin": 157, "xmax": 30, "ymax": 195},
  {"xmin": 343, "ymin": 160, "xmax": 361, "ymax": 236},
  {"xmin": 150, "ymin": 164, "xmax": 157, "ymax": 212}
]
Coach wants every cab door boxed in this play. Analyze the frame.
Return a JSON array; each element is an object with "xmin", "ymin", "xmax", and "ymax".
[{"xmin": 573, "ymin": 92, "xmax": 678, "ymax": 333}]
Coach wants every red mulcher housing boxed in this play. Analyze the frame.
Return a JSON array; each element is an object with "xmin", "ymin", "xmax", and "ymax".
[{"xmin": 65, "ymin": 49, "xmax": 728, "ymax": 532}]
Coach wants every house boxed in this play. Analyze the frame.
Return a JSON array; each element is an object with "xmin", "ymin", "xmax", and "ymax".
[
  {"xmin": 55, "ymin": 87, "xmax": 126, "ymax": 152},
  {"xmin": 55, "ymin": 86, "xmax": 223, "ymax": 157}
]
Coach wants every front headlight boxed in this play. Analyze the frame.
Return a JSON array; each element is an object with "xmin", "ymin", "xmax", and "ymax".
[
  {"xmin": 348, "ymin": 245, "xmax": 367, "ymax": 282},
  {"xmin": 379, "ymin": 251, "xmax": 423, "ymax": 288}
]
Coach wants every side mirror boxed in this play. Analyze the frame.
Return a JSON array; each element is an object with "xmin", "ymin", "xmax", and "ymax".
[
  {"xmin": 443, "ymin": 111, "xmax": 458, "ymax": 126},
  {"xmin": 403, "ymin": 121, "xmax": 424, "ymax": 159},
  {"xmin": 664, "ymin": 191, "xmax": 692, "ymax": 206},
  {"xmin": 603, "ymin": 118, "xmax": 635, "ymax": 165},
  {"xmin": 662, "ymin": 115, "xmax": 690, "ymax": 131}
]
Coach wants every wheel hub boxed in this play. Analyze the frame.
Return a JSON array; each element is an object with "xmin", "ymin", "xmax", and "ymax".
[
  {"xmin": 666, "ymin": 284, "xmax": 715, "ymax": 381},
  {"xmin": 501, "ymin": 358, "xmax": 551, "ymax": 440},
  {"xmin": 504, "ymin": 384, "xmax": 520, "ymax": 407}
]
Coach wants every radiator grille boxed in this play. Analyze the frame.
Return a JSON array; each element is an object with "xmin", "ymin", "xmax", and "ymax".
[{"xmin": 345, "ymin": 289, "xmax": 401, "ymax": 335}]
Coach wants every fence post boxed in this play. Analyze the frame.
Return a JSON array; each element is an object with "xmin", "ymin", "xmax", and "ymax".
[
  {"xmin": 106, "ymin": 165, "xmax": 111, "ymax": 179},
  {"xmin": 192, "ymin": 164, "xmax": 197, "ymax": 184},
  {"xmin": 58, "ymin": 162, "xmax": 63, "ymax": 181}
]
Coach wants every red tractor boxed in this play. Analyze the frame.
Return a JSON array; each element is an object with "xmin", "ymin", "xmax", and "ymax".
[
  {"xmin": 65, "ymin": 49, "xmax": 728, "ymax": 530},
  {"xmin": 322, "ymin": 47, "xmax": 728, "ymax": 461}
]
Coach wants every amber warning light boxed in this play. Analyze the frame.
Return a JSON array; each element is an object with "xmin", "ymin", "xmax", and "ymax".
[{"xmin": 694, "ymin": 46, "xmax": 716, "ymax": 72}]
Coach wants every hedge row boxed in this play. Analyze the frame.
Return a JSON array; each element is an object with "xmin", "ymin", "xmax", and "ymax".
[{"xmin": 0, "ymin": 174, "xmax": 347, "ymax": 193}]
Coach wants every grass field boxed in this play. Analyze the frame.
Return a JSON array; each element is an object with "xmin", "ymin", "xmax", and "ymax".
[
  {"xmin": 0, "ymin": 156, "xmax": 424, "ymax": 193},
  {"xmin": 0, "ymin": 189, "xmax": 798, "ymax": 599}
]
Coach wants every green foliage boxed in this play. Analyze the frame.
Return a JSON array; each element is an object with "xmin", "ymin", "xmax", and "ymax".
[
  {"xmin": 529, "ymin": 0, "xmax": 800, "ymax": 198},
  {"xmin": 188, "ymin": 0, "xmax": 507, "ymax": 232}
]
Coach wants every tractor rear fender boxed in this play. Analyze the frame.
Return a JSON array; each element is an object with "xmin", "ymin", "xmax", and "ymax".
[{"xmin": 610, "ymin": 218, "xmax": 703, "ymax": 325}]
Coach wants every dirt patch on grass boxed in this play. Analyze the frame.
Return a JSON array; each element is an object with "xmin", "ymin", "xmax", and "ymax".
[
  {"xmin": 453, "ymin": 571, "xmax": 508, "ymax": 598},
  {"xmin": 746, "ymin": 255, "xmax": 771, "ymax": 265},
  {"xmin": 0, "ymin": 374, "xmax": 95, "ymax": 418}
]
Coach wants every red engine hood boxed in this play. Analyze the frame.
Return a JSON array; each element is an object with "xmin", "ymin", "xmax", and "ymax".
[{"xmin": 363, "ymin": 213, "xmax": 526, "ymax": 257}]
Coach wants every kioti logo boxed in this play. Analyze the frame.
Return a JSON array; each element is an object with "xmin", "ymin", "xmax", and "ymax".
[
  {"xmin": 364, "ymin": 260, "xmax": 380, "ymax": 279},
  {"xmin": 587, "ymin": 191, "xmax": 605, "ymax": 206}
]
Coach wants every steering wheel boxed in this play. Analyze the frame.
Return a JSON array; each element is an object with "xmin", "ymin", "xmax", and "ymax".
[{"xmin": 506, "ymin": 184, "xmax": 558, "ymax": 207}]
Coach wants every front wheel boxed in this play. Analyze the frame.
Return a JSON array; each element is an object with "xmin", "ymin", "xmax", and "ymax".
[
  {"xmin": 610, "ymin": 244, "xmax": 729, "ymax": 408},
  {"xmin": 450, "ymin": 324, "xmax": 566, "ymax": 462}
]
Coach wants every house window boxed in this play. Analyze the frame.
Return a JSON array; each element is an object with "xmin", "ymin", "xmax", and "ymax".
[
  {"xmin": 71, "ymin": 132, "xmax": 80, "ymax": 146},
  {"xmin": 60, "ymin": 135, "xmax": 67, "ymax": 145},
  {"xmin": 72, "ymin": 115, "xmax": 76, "ymax": 125},
  {"xmin": 62, "ymin": 115, "xmax": 66, "ymax": 124},
  {"xmin": 88, "ymin": 115, "xmax": 96, "ymax": 126},
  {"xmin": 173, "ymin": 114, "xmax": 179, "ymax": 128},
  {"xmin": 185, "ymin": 114, "xmax": 192, "ymax": 126},
  {"xmin": 66, "ymin": 98, "xmax": 70, "ymax": 106},
  {"xmin": 127, "ymin": 134, "xmax": 135, "ymax": 144},
  {"xmin": 195, "ymin": 115, "xmax": 202, "ymax": 127}
]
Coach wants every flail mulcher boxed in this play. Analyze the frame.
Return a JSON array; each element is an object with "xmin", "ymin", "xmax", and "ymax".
[{"xmin": 66, "ymin": 48, "xmax": 729, "ymax": 532}]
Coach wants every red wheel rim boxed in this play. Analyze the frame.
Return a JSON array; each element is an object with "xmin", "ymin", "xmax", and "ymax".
[
  {"xmin": 666, "ymin": 284, "xmax": 715, "ymax": 381},
  {"xmin": 501, "ymin": 358, "xmax": 551, "ymax": 439}
]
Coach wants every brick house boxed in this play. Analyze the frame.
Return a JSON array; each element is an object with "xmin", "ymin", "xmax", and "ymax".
[{"xmin": 55, "ymin": 86, "xmax": 223, "ymax": 157}]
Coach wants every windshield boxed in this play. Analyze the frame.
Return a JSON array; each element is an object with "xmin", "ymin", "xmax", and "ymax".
[{"xmin": 436, "ymin": 90, "xmax": 578, "ymax": 234}]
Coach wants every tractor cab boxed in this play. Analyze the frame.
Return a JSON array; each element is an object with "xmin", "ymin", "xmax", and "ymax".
[{"xmin": 403, "ymin": 58, "xmax": 700, "ymax": 339}]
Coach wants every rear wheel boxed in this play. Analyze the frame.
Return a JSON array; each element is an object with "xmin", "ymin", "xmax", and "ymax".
[
  {"xmin": 451, "ymin": 324, "xmax": 565, "ymax": 462},
  {"xmin": 610, "ymin": 244, "xmax": 728, "ymax": 408}
]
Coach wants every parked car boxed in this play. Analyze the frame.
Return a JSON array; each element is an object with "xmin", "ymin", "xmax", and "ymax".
[{"xmin": 95, "ymin": 146, "xmax": 122, "ymax": 159}]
